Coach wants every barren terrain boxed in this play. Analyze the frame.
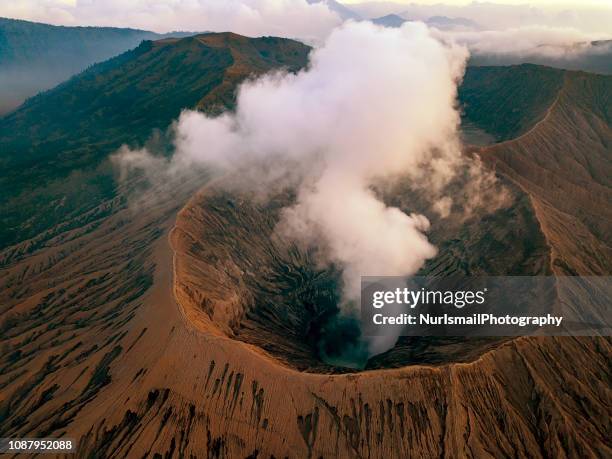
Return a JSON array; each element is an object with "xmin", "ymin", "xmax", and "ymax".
[{"xmin": 0, "ymin": 35, "xmax": 610, "ymax": 457}]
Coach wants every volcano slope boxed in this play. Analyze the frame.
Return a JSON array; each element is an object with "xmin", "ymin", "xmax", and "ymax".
[
  {"xmin": 0, "ymin": 32, "xmax": 309, "ymax": 253},
  {"xmin": 0, "ymin": 33, "xmax": 610, "ymax": 459},
  {"xmin": 467, "ymin": 65, "xmax": 611, "ymax": 276}
]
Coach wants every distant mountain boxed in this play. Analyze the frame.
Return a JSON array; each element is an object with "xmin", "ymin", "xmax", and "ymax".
[
  {"xmin": 0, "ymin": 17, "xmax": 196, "ymax": 114},
  {"xmin": 425, "ymin": 15, "xmax": 480, "ymax": 30},
  {"xmin": 369, "ymin": 13, "xmax": 479, "ymax": 30},
  {"xmin": 307, "ymin": 0, "xmax": 361, "ymax": 21},
  {"xmin": 371, "ymin": 14, "xmax": 406, "ymax": 28},
  {"xmin": 0, "ymin": 32, "xmax": 310, "ymax": 250}
]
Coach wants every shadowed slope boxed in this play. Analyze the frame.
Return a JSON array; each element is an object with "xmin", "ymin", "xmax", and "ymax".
[
  {"xmin": 172, "ymin": 186, "xmax": 345, "ymax": 373},
  {"xmin": 459, "ymin": 64, "xmax": 565, "ymax": 142},
  {"xmin": 0, "ymin": 17, "xmax": 166, "ymax": 114}
]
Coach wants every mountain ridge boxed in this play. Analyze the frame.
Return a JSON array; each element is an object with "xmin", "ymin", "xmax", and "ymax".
[
  {"xmin": 0, "ymin": 32, "xmax": 310, "ymax": 253},
  {"xmin": 477, "ymin": 69, "xmax": 612, "ymax": 275}
]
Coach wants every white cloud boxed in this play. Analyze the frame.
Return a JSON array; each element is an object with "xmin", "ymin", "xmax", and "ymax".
[
  {"xmin": 0, "ymin": 0, "xmax": 342, "ymax": 40},
  {"xmin": 350, "ymin": 1, "xmax": 612, "ymax": 35},
  {"xmin": 435, "ymin": 25, "xmax": 605, "ymax": 58}
]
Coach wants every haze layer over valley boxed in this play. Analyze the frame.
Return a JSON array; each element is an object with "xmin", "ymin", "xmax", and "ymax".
[{"xmin": 0, "ymin": 18, "xmax": 194, "ymax": 114}]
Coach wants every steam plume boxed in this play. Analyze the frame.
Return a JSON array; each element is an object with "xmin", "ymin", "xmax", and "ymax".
[
  {"xmin": 172, "ymin": 21, "xmax": 468, "ymax": 302},
  {"xmin": 116, "ymin": 22, "xmax": 510, "ymax": 362}
]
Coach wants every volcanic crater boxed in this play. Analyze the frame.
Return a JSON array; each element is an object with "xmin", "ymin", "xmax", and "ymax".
[{"xmin": 171, "ymin": 169, "xmax": 551, "ymax": 373}]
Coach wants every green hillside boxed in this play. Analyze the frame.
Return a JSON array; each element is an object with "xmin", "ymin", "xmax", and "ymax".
[
  {"xmin": 0, "ymin": 33, "xmax": 310, "ymax": 252},
  {"xmin": 459, "ymin": 64, "xmax": 565, "ymax": 141}
]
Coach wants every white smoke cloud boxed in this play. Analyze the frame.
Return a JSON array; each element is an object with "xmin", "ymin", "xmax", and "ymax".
[
  {"xmin": 170, "ymin": 21, "xmax": 468, "ymax": 303},
  {"xmin": 0, "ymin": 0, "xmax": 342, "ymax": 41},
  {"xmin": 115, "ymin": 21, "xmax": 513, "ymax": 362}
]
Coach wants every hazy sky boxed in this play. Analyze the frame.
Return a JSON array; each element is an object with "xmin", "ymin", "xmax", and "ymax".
[
  {"xmin": 341, "ymin": 0, "xmax": 611, "ymax": 5},
  {"xmin": 0, "ymin": 1, "xmax": 610, "ymax": 36}
]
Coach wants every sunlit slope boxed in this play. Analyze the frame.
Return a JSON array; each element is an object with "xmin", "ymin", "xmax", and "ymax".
[
  {"xmin": 478, "ymin": 68, "xmax": 612, "ymax": 274},
  {"xmin": 0, "ymin": 33, "xmax": 310, "ymax": 252}
]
